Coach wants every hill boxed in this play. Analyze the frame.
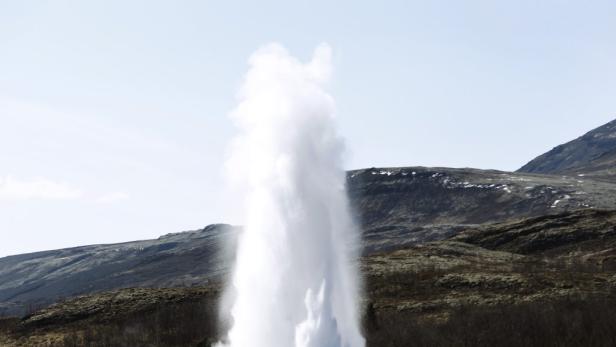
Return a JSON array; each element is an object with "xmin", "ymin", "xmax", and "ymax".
[
  {"xmin": 4, "ymin": 166, "xmax": 616, "ymax": 316},
  {"xmin": 518, "ymin": 118, "xmax": 616, "ymax": 181},
  {"xmin": 3, "ymin": 209, "xmax": 616, "ymax": 346}
]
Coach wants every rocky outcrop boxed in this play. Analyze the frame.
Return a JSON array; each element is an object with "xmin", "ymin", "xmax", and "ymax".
[{"xmin": 452, "ymin": 209, "xmax": 616, "ymax": 256}]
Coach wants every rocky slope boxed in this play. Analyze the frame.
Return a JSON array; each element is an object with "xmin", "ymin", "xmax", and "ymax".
[
  {"xmin": 3, "ymin": 208, "xmax": 616, "ymax": 346},
  {"xmin": 349, "ymin": 166, "xmax": 616, "ymax": 252},
  {"xmin": 452, "ymin": 209, "xmax": 616, "ymax": 256},
  {"xmin": 518, "ymin": 118, "xmax": 616, "ymax": 181},
  {"xmin": 0, "ymin": 225, "xmax": 237, "ymax": 317},
  {"xmin": 366, "ymin": 209, "xmax": 616, "ymax": 316}
]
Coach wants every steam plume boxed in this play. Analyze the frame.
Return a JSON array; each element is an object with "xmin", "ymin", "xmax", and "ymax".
[{"xmin": 219, "ymin": 43, "xmax": 364, "ymax": 347}]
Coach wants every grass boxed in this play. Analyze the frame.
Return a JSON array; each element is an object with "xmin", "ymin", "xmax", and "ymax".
[{"xmin": 366, "ymin": 295, "xmax": 616, "ymax": 347}]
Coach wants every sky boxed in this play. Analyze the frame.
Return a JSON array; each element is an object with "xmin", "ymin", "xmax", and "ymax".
[{"xmin": 1, "ymin": 0, "xmax": 615, "ymax": 256}]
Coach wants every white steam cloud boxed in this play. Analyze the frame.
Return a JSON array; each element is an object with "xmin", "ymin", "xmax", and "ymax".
[{"xmin": 218, "ymin": 43, "xmax": 364, "ymax": 347}]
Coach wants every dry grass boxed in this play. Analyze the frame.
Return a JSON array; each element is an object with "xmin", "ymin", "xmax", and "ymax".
[{"xmin": 366, "ymin": 295, "xmax": 616, "ymax": 347}]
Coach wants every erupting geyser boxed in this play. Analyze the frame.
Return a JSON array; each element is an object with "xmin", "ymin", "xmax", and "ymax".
[{"xmin": 217, "ymin": 43, "xmax": 365, "ymax": 347}]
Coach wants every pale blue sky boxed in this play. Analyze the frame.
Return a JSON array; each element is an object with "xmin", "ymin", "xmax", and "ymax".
[{"xmin": 1, "ymin": 0, "xmax": 615, "ymax": 256}]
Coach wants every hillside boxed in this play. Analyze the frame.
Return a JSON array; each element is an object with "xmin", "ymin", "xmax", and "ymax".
[
  {"xmin": 3, "ymin": 209, "xmax": 616, "ymax": 346},
  {"xmin": 0, "ymin": 225, "xmax": 236, "ymax": 317},
  {"xmin": 518, "ymin": 118, "xmax": 616, "ymax": 181},
  {"xmin": 349, "ymin": 166, "xmax": 616, "ymax": 252},
  {"xmin": 4, "ymin": 166, "xmax": 616, "ymax": 317}
]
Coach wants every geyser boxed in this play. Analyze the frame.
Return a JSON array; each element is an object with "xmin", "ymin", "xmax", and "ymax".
[{"xmin": 218, "ymin": 43, "xmax": 364, "ymax": 347}]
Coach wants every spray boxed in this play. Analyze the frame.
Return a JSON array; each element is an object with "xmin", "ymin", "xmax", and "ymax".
[{"xmin": 219, "ymin": 43, "xmax": 364, "ymax": 347}]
